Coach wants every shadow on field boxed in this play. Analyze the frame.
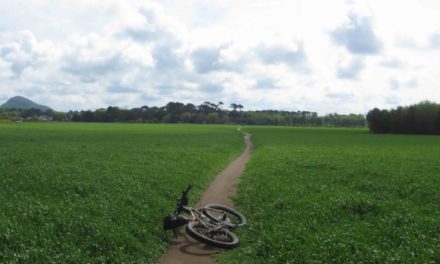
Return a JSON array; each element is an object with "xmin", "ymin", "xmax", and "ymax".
[{"xmin": 170, "ymin": 229, "xmax": 221, "ymax": 257}]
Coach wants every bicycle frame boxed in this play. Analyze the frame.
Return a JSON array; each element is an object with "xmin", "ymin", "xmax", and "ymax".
[{"xmin": 181, "ymin": 206, "xmax": 229, "ymax": 232}]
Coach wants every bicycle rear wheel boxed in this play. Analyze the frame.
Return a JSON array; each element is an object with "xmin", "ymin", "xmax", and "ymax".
[
  {"xmin": 185, "ymin": 221, "xmax": 239, "ymax": 249},
  {"xmin": 202, "ymin": 204, "xmax": 246, "ymax": 228}
]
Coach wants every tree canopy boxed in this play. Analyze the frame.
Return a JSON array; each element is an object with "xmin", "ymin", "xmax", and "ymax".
[
  {"xmin": 0, "ymin": 101, "xmax": 366, "ymax": 128},
  {"xmin": 366, "ymin": 101, "xmax": 440, "ymax": 135}
]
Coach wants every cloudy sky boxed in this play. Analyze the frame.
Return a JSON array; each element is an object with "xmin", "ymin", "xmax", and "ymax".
[{"xmin": 0, "ymin": 0, "xmax": 439, "ymax": 114}]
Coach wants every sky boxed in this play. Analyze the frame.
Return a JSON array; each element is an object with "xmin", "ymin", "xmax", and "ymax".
[{"xmin": 0, "ymin": 0, "xmax": 440, "ymax": 114}]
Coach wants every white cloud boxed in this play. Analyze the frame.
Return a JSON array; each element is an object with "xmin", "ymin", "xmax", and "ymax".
[
  {"xmin": 0, "ymin": 57, "xmax": 13, "ymax": 79},
  {"xmin": 331, "ymin": 14, "xmax": 382, "ymax": 55},
  {"xmin": 337, "ymin": 57, "xmax": 364, "ymax": 79},
  {"xmin": 380, "ymin": 58, "xmax": 402, "ymax": 69},
  {"xmin": 255, "ymin": 42, "xmax": 309, "ymax": 73},
  {"xmin": 0, "ymin": 0, "xmax": 440, "ymax": 114},
  {"xmin": 429, "ymin": 33, "xmax": 440, "ymax": 49}
]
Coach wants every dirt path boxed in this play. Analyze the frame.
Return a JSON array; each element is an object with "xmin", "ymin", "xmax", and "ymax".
[{"xmin": 158, "ymin": 132, "xmax": 252, "ymax": 264}]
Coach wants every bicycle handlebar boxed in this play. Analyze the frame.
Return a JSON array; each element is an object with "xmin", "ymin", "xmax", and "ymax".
[
  {"xmin": 174, "ymin": 184, "xmax": 192, "ymax": 214},
  {"xmin": 183, "ymin": 184, "xmax": 192, "ymax": 196}
]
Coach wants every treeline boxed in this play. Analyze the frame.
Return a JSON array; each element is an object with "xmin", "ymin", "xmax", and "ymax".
[
  {"xmin": 68, "ymin": 101, "xmax": 365, "ymax": 127},
  {"xmin": 0, "ymin": 101, "xmax": 366, "ymax": 128},
  {"xmin": 0, "ymin": 108, "xmax": 61, "ymax": 121},
  {"xmin": 366, "ymin": 101, "xmax": 440, "ymax": 134}
]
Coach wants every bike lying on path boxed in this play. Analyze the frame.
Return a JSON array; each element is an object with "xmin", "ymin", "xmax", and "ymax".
[{"xmin": 163, "ymin": 185, "xmax": 246, "ymax": 249}]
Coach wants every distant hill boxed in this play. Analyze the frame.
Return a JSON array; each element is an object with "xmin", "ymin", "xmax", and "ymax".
[{"xmin": 0, "ymin": 96, "xmax": 52, "ymax": 111}]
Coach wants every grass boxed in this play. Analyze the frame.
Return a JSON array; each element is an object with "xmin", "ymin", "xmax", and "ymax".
[
  {"xmin": 219, "ymin": 127, "xmax": 440, "ymax": 263},
  {"xmin": 0, "ymin": 122, "xmax": 243, "ymax": 263},
  {"xmin": 3, "ymin": 123, "xmax": 440, "ymax": 263}
]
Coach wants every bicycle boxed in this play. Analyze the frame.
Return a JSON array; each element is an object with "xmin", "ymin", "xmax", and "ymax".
[{"xmin": 163, "ymin": 184, "xmax": 246, "ymax": 249}]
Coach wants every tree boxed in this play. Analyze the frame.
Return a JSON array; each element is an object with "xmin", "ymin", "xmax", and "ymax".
[
  {"xmin": 366, "ymin": 108, "xmax": 391, "ymax": 133},
  {"xmin": 165, "ymin": 102, "xmax": 185, "ymax": 123},
  {"xmin": 180, "ymin": 112, "xmax": 193, "ymax": 123},
  {"xmin": 366, "ymin": 101, "xmax": 440, "ymax": 134},
  {"xmin": 82, "ymin": 111, "xmax": 95, "ymax": 122},
  {"xmin": 230, "ymin": 103, "xmax": 239, "ymax": 112},
  {"xmin": 140, "ymin": 106, "xmax": 149, "ymax": 122},
  {"xmin": 218, "ymin": 101, "xmax": 224, "ymax": 117},
  {"xmin": 195, "ymin": 113, "xmax": 207, "ymax": 123},
  {"xmin": 106, "ymin": 106, "xmax": 122, "ymax": 121},
  {"xmin": 184, "ymin": 103, "xmax": 197, "ymax": 113},
  {"xmin": 207, "ymin": 112, "xmax": 220, "ymax": 124},
  {"xmin": 198, "ymin": 102, "xmax": 218, "ymax": 114}
]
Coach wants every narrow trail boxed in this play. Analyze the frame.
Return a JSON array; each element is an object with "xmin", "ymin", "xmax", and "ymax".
[{"xmin": 158, "ymin": 132, "xmax": 253, "ymax": 264}]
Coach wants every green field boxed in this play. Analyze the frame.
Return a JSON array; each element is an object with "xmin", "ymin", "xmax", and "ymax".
[
  {"xmin": 2, "ymin": 124, "xmax": 440, "ymax": 263},
  {"xmin": 0, "ymin": 123, "xmax": 243, "ymax": 263},
  {"xmin": 219, "ymin": 127, "xmax": 440, "ymax": 263}
]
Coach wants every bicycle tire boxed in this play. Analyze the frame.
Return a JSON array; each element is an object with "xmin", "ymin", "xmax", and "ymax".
[
  {"xmin": 202, "ymin": 204, "xmax": 246, "ymax": 228},
  {"xmin": 185, "ymin": 221, "xmax": 239, "ymax": 249}
]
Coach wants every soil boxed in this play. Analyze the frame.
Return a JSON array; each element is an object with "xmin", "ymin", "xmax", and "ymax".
[{"xmin": 158, "ymin": 132, "xmax": 253, "ymax": 264}]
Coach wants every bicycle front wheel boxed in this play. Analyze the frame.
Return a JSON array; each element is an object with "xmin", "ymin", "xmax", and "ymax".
[{"xmin": 185, "ymin": 222, "xmax": 239, "ymax": 249}]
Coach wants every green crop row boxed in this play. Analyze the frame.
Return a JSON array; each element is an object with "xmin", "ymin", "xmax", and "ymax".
[
  {"xmin": 219, "ymin": 127, "xmax": 440, "ymax": 263},
  {"xmin": 0, "ymin": 123, "xmax": 243, "ymax": 263}
]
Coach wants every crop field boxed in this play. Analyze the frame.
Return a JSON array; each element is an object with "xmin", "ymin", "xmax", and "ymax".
[
  {"xmin": 0, "ymin": 123, "xmax": 243, "ymax": 263},
  {"xmin": 219, "ymin": 127, "xmax": 440, "ymax": 263},
  {"xmin": 2, "ymin": 124, "xmax": 440, "ymax": 263}
]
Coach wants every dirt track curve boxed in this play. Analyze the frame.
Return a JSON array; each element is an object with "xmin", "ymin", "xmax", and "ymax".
[{"xmin": 158, "ymin": 132, "xmax": 253, "ymax": 264}]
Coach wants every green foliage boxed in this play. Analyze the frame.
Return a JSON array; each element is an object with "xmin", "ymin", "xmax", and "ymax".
[
  {"xmin": 367, "ymin": 101, "xmax": 440, "ymax": 134},
  {"xmin": 0, "ymin": 108, "xmax": 67, "ymax": 121},
  {"xmin": 0, "ymin": 123, "xmax": 243, "ymax": 263},
  {"xmin": 219, "ymin": 127, "xmax": 440, "ymax": 263},
  {"xmin": 0, "ymin": 97, "xmax": 366, "ymax": 127},
  {"xmin": 322, "ymin": 113, "xmax": 366, "ymax": 128}
]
